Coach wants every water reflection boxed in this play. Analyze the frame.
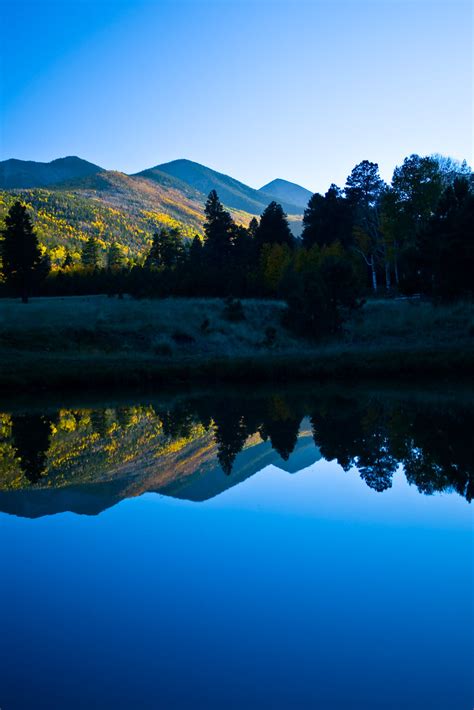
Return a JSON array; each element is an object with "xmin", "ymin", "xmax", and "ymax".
[{"xmin": 0, "ymin": 386, "xmax": 472, "ymax": 517}]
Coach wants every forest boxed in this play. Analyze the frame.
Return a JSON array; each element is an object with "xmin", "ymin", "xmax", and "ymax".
[{"xmin": 0, "ymin": 153, "xmax": 473, "ymax": 341}]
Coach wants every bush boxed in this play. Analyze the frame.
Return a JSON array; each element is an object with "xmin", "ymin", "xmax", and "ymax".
[{"xmin": 284, "ymin": 247, "xmax": 364, "ymax": 339}]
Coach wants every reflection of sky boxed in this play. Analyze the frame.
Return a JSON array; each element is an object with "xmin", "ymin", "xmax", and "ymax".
[
  {"xmin": 207, "ymin": 459, "xmax": 474, "ymax": 530},
  {"xmin": 1, "ymin": 459, "xmax": 473, "ymax": 709}
]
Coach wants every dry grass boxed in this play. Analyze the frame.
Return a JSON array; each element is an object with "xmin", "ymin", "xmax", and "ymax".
[
  {"xmin": 344, "ymin": 298, "xmax": 474, "ymax": 347},
  {"xmin": 0, "ymin": 295, "xmax": 472, "ymax": 391},
  {"xmin": 0, "ymin": 295, "xmax": 305, "ymax": 357}
]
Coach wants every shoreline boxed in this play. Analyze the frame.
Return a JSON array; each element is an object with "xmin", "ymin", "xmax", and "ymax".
[{"xmin": 1, "ymin": 345, "xmax": 473, "ymax": 394}]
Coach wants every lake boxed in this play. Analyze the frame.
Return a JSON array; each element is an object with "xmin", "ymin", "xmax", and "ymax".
[{"xmin": 0, "ymin": 384, "xmax": 473, "ymax": 709}]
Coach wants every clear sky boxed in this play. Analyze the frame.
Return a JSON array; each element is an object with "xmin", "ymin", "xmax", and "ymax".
[{"xmin": 0, "ymin": 0, "xmax": 472, "ymax": 193}]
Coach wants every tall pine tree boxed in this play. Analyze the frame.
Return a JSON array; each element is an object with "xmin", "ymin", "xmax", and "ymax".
[
  {"xmin": 203, "ymin": 190, "xmax": 235, "ymax": 267},
  {"xmin": 255, "ymin": 201, "xmax": 294, "ymax": 251},
  {"xmin": 1, "ymin": 201, "xmax": 47, "ymax": 303}
]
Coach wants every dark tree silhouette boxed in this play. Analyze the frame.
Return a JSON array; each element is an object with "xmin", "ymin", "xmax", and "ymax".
[
  {"xmin": 144, "ymin": 227, "xmax": 185, "ymax": 269},
  {"xmin": 203, "ymin": 190, "xmax": 235, "ymax": 267},
  {"xmin": 302, "ymin": 184, "xmax": 353, "ymax": 249},
  {"xmin": 345, "ymin": 160, "xmax": 385, "ymax": 291},
  {"xmin": 260, "ymin": 414, "xmax": 302, "ymax": 461},
  {"xmin": 419, "ymin": 177, "xmax": 474, "ymax": 300},
  {"xmin": 212, "ymin": 405, "xmax": 248, "ymax": 475},
  {"xmin": 11, "ymin": 414, "xmax": 57, "ymax": 484},
  {"xmin": 255, "ymin": 201, "xmax": 294, "ymax": 251},
  {"xmin": 0, "ymin": 201, "xmax": 48, "ymax": 302},
  {"xmin": 248, "ymin": 217, "xmax": 259, "ymax": 238}
]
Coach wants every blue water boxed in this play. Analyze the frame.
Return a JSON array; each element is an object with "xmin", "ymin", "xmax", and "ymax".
[{"xmin": 1, "ymin": 459, "xmax": 472, "ymax": 709}]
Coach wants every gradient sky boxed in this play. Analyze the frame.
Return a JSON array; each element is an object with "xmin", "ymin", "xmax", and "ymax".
[{"xmin": 0, "ymin": 0, "xmax": 472, "ymax": 192}]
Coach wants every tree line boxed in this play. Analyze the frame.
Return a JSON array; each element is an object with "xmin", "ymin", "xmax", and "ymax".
[
  {"xmin": 5, "ymin": 389, "xmax": 473, "ymax": 502},
  {"xmin": 1, "ymin": 153, "xmax": 472, "ymax": 337}
]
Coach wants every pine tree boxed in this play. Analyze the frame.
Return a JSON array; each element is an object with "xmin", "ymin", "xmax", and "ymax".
[
  {"xmin": 203, "ymin": 190, "xmax": 235, "ymax": 267},
  {"xmin": 144, "ymin": 228, "xmax": 184, "ymax": 269},
  {"xmin": 0, "ymin": 201, "xmax": 47, "ymax": 303},
  {"xmin": 189, "ymin": 234, "xmax": 203, "ymax": 266},
  {"xmin": 255, "ymin": 201, "xmax": 294, "ymax": 251},
  {"xmin": 302, "ymin": 184, "xmax": 352, "ymax": 249},
  {"xmin": 248, "ymin": 217, "xmax": 259, "ymax": 238},
  {"xmin": 81, "ymin": 236, "xmax": 101, "ymax": 269},
  {"xmin": 107, "ymin": 242, "xmax": 125, "ymax": 270}
]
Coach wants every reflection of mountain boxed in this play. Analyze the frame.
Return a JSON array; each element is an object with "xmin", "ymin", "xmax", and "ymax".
[
  {"xmin": 162, "ymin": 422, "xmax": 319, "ymax": 502},
  {"xmin": 0, "ymin": 387, "xmax": 472, "ymax": 519},
  {"xmin": 0, "ymin": 411, "xmax": 318, "ymax": 518}
]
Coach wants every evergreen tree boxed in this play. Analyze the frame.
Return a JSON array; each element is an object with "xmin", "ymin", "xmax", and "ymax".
[
  {"xmin": 302, "ymin": 184, "xmax": 353, "ymax": 249},
  {"xmin": 144, "ymin": 227, "xmax": 184, "ymax": 269},
  {"xmin": 81, "ymin": 236, "xmax": 101, "ymax": 269},
  {"xmin": 0, "ymin": 201, "xmax": 48, "ymax": 303},
  {"xmin": 203, "ymin": 190, "xmax": 235, "ymax": 267},
  {"xmin": 11, "ymin": 413, "xmax": 57, "ymax": 483},
  {"xmin": 107, "ymin": 242, "xmax": 125, "ymax": 270},
  {"xmin": 248, "ymin": 217, "xmax": 259, "ymax": 238},
  {"xmin": 255, "ymin": 201, "xmax": 294, "ymax": 251}
]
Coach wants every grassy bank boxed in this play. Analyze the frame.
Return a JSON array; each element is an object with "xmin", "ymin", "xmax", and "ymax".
[{"xmin": 0, "ymin": 295, "xmax": 473, "ymax": 392}]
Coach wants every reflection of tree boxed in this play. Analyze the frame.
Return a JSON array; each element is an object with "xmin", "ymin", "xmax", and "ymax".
[
  {"xmin": 310, "ymin": 394, "xmax": 473, "ymax": 498},
  {"xmin": 401, "ymin": 408, "xmax": 474, "ymax": 503},
  {"xmin": 310, "ymin": 396, "xmax": 364, "ymax": 470},
  {"xmin": 213, "ymin": 409, "xmax": 248, "ymax": 476},
  {"xmin": 115, "ymin": 406, "xmax": 135, "ymax": 430},
  {"xmin": 157, "ymin": 403, "xmax": 196, "ymax": 440},
  {"xmin": 354, "ymin": 405, "xmax": 398, "ymax": 492},
  {"xmin": 11, "ymin": 414, "xmax": 57, "ymax": 484},
  {"xmin": 6, "ymin": 390, "xmax": 472, "ymax": 500},
  {"xmin": 89, "ymin": 409, "xmax": 109, "ymax": 438},
  {"xmin": 259, "ymin": 396, "xmax": 302, "ymax": 461}
]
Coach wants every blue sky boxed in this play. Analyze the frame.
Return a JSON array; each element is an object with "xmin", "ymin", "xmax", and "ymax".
[{"xmin": 0, "ymin": 0, "xmax": 472, "ymax": 192}]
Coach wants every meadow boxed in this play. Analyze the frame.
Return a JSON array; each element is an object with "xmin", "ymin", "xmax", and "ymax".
[{"xmin": 0, "ymin": 295, "xmax": 472, "ymax": 391}]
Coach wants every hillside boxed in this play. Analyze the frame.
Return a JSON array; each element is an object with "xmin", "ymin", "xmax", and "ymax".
[
  {"xmin": 142, "ymin": 158, "xmax": 304, "ymax": 215},
  {"xmin": 259, "ymin": 178, "xmax": 313, "ymax": 209},
  {"xmin": 0, "ymin": 171, "xmax": 255, "ymax": 264},
  {"xmin": 0, "ymin": 156, "xmax": 104, "ymax": 189},
  {"xmin": 0, "ymin": 156, "xmax": 305, "ymax": 263}
]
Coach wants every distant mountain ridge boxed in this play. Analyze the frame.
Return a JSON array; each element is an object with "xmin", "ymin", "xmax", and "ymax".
[
  {"xmin": 0, "ymin": 156, "xmax": 104, "ymax": 189},
  {"xmin": 259, "ymin": 178, "xmax": 313, "ymax": 210},
  {"xmin": 0, "ymin": 155, "xmax": 310, "ymax": 259},
  {"xmin": 138, "ymin": 158, "xmax": 305, "ymax": 215}
]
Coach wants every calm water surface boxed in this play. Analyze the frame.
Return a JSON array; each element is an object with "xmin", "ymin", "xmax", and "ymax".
[{"xmin": 0, "ymin": 385, "xmax": 473, "ymax": 709}]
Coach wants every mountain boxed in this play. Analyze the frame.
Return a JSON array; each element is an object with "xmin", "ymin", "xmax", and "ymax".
[
  {"xmin": 259, "ymin": 178, "xmax": 313, "ymax": 210},
  {"xmin": 0, "ymin": 156, "xmax": 104, "ymax": 189},
  {"xmin": 0, "ymin": 156, "xmax": 305, "ymax": 261},
  {"xmin": 140, "ymin": 159, "xmax": 304, "ymax": 215},
  {"xmin": 0, "ymin": 405, "xmax": 319, "ymax": 518}
]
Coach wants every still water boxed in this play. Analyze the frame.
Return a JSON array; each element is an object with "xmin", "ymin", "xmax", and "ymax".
[{"xmin": 0, "ymin": 385, "xmax": 473, "ymax": 709}]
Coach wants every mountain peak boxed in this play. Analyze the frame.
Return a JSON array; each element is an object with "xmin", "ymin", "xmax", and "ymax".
[
  {"xmin": 137, "ymin": 159, "xmax": 304, "ymax": 215},
  {"xmin": 0, "ymin": 156, "xmax": 104, "ymax": 189},
  {"xmin": 259, "ymin": 178, "xmax": 313, "ymax": 210}
]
